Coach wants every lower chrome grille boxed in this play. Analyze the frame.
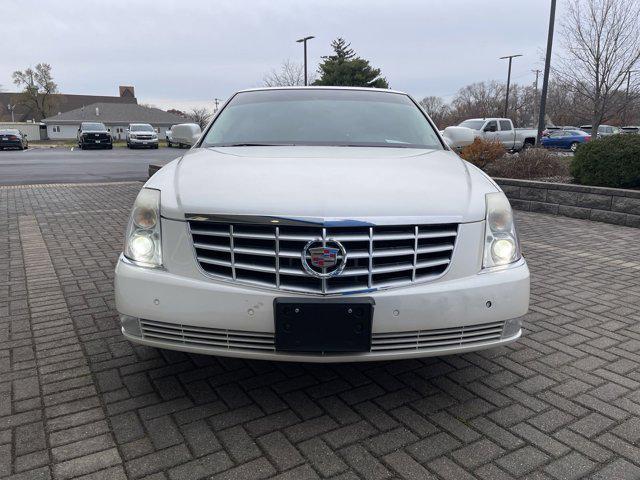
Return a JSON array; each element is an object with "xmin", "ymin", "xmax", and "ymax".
[
  {"xmin": 371, "ymin": 321, "xmax": 505, "ymax": 352},
  {"xmin": 140, "ymin": 319, "xmax": 275, "ymax": 351},
  {"xmin": 139, "ymin": 320, "xmax": 505, "ymax": 354},
  {"xmin": 188, "ymin": 218, "xmax": 458, "ymax": 294}
]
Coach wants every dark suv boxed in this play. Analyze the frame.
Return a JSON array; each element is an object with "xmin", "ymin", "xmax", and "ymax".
[{"xmin": 77, "ymin": 122, "xmax": 113, "ymax": 149}]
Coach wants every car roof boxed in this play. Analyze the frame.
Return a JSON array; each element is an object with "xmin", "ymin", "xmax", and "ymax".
[
  {"xmin": 129, "ymin": 123, "xmax": 153, "ymax": 126},
  {"xmin": 235, "ymin": 86, "xmax": 409, "ymax": 96}
]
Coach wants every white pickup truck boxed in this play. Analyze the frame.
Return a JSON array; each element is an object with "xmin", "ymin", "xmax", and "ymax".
[{"xmin": 458, "ymin": 118, "xmax": 537, "ymax": 151}]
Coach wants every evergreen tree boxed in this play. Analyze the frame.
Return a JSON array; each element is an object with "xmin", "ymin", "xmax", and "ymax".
[{"xmin": 313, "ymin": 38, "xmax": 389, "ymax": 88}]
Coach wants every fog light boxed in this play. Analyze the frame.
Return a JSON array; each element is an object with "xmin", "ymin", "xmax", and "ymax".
[
  {"xmin": 120, "ymin": 315, "xmax": 142, "ymax": 337},
  {"xmin": 502, "ymin": 318, "xmax": 521, "ymax": 338}
]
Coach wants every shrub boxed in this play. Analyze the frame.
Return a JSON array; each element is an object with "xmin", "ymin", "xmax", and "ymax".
[
  {"xmin": 571, "ymin": 134, "xmax": 640, "ymax": 188},
  {"xmin": 485, "ymin": 148, "xmax": 570, "ymax": 180},
  {"xmin": 459, "ymin": 138, "xmax": 506, "ymax": 168}
]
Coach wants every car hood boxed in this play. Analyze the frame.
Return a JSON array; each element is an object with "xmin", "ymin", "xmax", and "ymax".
[{"xmin": 153, "ymin": 146, "xmax": 497, "ymax": 223}]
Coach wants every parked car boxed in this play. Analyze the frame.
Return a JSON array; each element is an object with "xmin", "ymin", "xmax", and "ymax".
[
  {"xmin": 169, "ymin": 123, "xmax": 202, "ymax": 148},
  {"xmin": 458, "ymin": 118, "xmax": 537, "ymax": 151},
  {"xmin": 579, "ymin": 125, "xmax": 621, "ymax": 136},
  {"xmin": 541, "ymin": 129, "xmax": 591, "ymax": 152},
  {"xmin": 0, "ymin": 129, "xmax": 28, "ymax": 150},
  {"xmin": 77, "ymin": 122, "xmax": 113, "ymax": 150},
  {"xmin": 542, "ymin": 126, "xmax": 580, "ymax": 136},
  {"xmin": 115, "ymin": 87, "xmax": 530, "ymax": 363},
  {"xmin": 621, "ymin": 126, "xmax": 639, "ymax": 135},
  {"xmin": 126, "ymin": 124, "xmax": 159, "ymax": 149}
]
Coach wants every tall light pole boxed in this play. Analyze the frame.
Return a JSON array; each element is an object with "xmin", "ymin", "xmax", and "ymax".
[
  {"xmin": 296, "ymin": 36, "xmax": 315, "ymax": 86},
  {"xmin": 537, "ymin": 0, "xmax": 557, "ymax": 145},
  {"xmin": 532, "ymin": 69, "xmax": 541, "ymax": 127},
  {"xmin": 7, "ymin": 103, "xmax": 15, "ymax": 123},
  {"xmin": 500, "ymin": 54, "xmax": 523, "ymax": 118},
  {"xmin": 623, "ymin": 70, "xmax": 638, "ymax": 126}
]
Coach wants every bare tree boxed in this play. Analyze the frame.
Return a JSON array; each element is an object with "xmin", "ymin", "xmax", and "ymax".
[
  {"xmin": 188, "ymin": 107, "xmax": 213, "ymax": 130},
  {"xmin": 419, "ymin": 96, "xmax": 451, "ymax": 127},
  {"xmin": 263, "ymin": 59, "xmax": 315, "ymax": 87},
  {"xmin": 556, "ymin": 0, "xmax": 640, "ymax": 136},
  {"xmin": 12, "ymin": 63, "xmax": 59, "ymax": 121}
]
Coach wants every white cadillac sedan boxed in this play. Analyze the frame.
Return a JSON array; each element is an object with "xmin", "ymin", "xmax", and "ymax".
[{"xmin": 115, "ymin": 87, "xmax": 530, "ymax": 362}]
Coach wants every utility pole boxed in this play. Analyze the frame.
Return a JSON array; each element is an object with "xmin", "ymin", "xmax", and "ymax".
[
  {"xmin": 213, "ymin": 98, "xmax": 222, "ymax": 113},
  {"xmin": 623, "ymin": 70, "xmax": 638, "ymax": 126},
  {"xmin": 532, "ymin": 69, "xmax": 541, "ymax": 127},
  {"xmin": 537, "ymin": 0, "xmax": 557, "ymax": 145},
  {"xmin": 7, "ymin": 103, "xmax": 15, "ymax": 123},
  {"xmin": 500, "ymin": 54, "xmax": 523, "ymax": 118},
  {"xmin": 296, "ymin": 36, "xmax": 315, "ymax": 86}
]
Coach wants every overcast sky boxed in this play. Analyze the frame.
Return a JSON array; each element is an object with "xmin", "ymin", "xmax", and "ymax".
[{"xmin": 1, "ymin": 0, "xmax": 561, "ymax": 111}]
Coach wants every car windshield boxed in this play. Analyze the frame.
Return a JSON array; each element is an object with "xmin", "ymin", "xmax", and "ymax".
[
  {"xmin": 201, "ymin": 89, "xmax": 443, "ymax": 149},
  {"xmin": 131, "ymin": 124, "xmax": 154, "ymax": 132},
  {"xmin": 458, "ymin": 120, "xmax": 486, "ymax": 130},
  {"xmin": 82, "ymin": 123, "xmax": 106, "ymax": 130},
  {"xmin": 0, "ymin": 129, "xmax": 20, "ymax": 135}
]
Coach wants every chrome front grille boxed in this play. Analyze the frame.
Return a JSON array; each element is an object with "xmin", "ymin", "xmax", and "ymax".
[
  {"xmin": 371, "ymin": 321, "xmax": 505, "ymax": 352},
  {"xmin": 187, "ymin": 219, "xmax": 458, "ymax": 294}
]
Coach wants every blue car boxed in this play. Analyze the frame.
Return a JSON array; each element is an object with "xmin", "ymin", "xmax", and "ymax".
[{"xmin": 541, "ymin": 129, "xmax": 591, "ymax": 152}]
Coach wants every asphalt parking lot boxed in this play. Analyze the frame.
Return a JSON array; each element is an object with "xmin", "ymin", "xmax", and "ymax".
[
  {"xmin": 1, "ymin": 182, "xmax": 640, "ymax": 480},
  {"xmin": 0, "ymin": 148, "xmax": 181, "ymax": 186}
]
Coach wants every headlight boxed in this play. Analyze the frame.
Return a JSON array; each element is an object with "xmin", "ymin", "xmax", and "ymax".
[
  {"xmin": 124, "ymin": 188, "xmax": 162, "ymax": 267},
  {"xmin": 483, "ymin": 192, "xmax": 521, "ymax": 268}
]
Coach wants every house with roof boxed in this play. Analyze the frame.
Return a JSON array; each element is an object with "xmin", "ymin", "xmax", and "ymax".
[
  {"xmin": 0, "ymin": 85, "xmax": 137, "ymax": 123},
  {"xmin": 42, "ymin": 102, "xmax": 187, "ymax": 140}
]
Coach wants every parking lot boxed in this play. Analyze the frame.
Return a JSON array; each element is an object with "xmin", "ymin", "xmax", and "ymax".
[
  {"xmin": 0, "ymin": 148, "xmax": 180, "ymax": 186},
  {"xmin": 0, "ymin": 181, "xmax": 639, "ymax": 479}
]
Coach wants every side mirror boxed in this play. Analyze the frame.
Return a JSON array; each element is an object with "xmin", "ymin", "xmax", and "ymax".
[
  {"xmin": 171, "ymin": 123, "xmax": 202, "ymax": 146},
  {"xmin": 108, "ymin": 128, "xmax": 111, "ymax": 132},
  {"xmin": 442, "ymin": 126, "xmax": 475, "ymax": 151}
]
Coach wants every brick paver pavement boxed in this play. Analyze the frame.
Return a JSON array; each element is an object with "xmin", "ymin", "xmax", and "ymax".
[{"xmin": 1, "ymin": 182, "xmax": 640, "ymax": 480}]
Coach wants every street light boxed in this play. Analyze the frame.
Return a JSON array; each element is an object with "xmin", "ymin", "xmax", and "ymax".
[
  {"xmin": 537, "ymin": 0, "xmax": 557, "ymax": 145},
  {"xmin": 296, "ymin": 35, "xmax": 315, "ymax": 86},
  {"xmin": 500, "ymin": 54, "xmax": 523, "ymax": 118},
  {"xmin": 624, "ymin": 70, "xmax": 639, "ymax": 126},
  {"xmin": 7, "ymin": 103, "xmax": 15, "ymax": 123}
]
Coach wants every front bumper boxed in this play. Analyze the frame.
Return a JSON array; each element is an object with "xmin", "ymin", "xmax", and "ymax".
[
  {"xmin": 115, "ymin": 254, "xmax": 530, "ymax": 362},
  {"xmin": 129, "ymin": 138, "xmax": 158, "ymax": 146},
  {"xmin": 0, "ymin": 140, "xmax": 24, "ymax": 149}
]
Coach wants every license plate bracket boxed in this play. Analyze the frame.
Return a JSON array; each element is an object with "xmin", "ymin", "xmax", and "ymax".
[{"xmin": 274, "ymin": 298, "xmax": 374, "ymax": 353}]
